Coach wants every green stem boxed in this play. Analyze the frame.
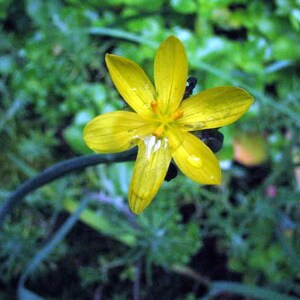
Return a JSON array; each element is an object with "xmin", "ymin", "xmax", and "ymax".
[{"xmin": 0, "ymin": 148, "xmax": 137, "ymax": 227}]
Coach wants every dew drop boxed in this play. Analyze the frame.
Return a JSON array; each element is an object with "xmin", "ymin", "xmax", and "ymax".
[
  {"xmin": 210, "ymin": 175, "xmax": 215, "ymax": 180},
  {"xmin": 131, "ymin": 87, "xmax": 137, "ymax": 92},
  {"xmin": 144, "ymin": 84, "xmax": 149, "ymax": 90},
  {"xmin": 187, "ymin": 155, "xmax": 203, "ymax": 168}
]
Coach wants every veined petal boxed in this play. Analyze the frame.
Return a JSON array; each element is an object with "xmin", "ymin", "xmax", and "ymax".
[
  {"xmin": 169, "ymin": 129, "xmax": 221, "ymax": 184},
  {"xmin": 105, "ymin": 54, "xmax": 155, "ymax": 117},
  {"xmin": 178, "ymin": 86, "xmax": 254, "ymax": 131},
  {"xmin": 83, "ymin": 111, "xmax": 155, "ymax": 153},
  {"xmin": 154, "ymin": 36, "xmax": 188, "ymax": 114},
  {"xmin": 129, "ymin": 136, "xmax": 172, "ymax": 214}
]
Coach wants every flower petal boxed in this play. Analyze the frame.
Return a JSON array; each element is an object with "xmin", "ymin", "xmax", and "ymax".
[
  {"xmin": 169, "ymin": 129, "xmax": 221, "ymax": 184},
  {"xmin": 83, "ymin": 111, "xmax": 155, "ymax": 153},
  {"xmin": 178, "ymin": 86, "xmax": 254, "ymax": 131},
  {"xmin": 105, "ymin": 54, "xmax": 155, "ymax": 117},
  {"xmin": 129, "ymin": 136, "xmax": 172, "ymax": 214},
  {"xmin": 154, "ymin": 36, "xmax": 188, "ymax": 114}
]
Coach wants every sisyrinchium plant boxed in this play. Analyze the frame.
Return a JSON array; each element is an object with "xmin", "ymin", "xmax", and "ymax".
[{"xmin": 83, "ymin": 36, "xmax": 254, "ymax": 214}]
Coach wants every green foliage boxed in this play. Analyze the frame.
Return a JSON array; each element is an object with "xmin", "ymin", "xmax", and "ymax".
[
  {"xmin": 136, "ymin": 200, "xmax": 201, "ymax": 268},
  {"xmin": 0, "ymin": 212, "xmax": 66, "ymax": 282},
  {"xmin": 1, "ymin": 0, "xmax": 300, "ymax": 299}
]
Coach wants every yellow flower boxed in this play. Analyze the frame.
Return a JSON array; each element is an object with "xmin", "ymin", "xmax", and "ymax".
[{"xmin": 84, "ymin": 36, "xmax": 253, "ymax": 214}]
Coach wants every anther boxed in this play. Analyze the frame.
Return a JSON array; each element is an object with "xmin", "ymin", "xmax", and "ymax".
[
  {"xmin": 150, "ymin": 101, "xmax": 159, "ymax": 114},
  {"xmin": 153, "ymin": 125, "xmax": 164, "ymax": 137},
  {"xmin": 172, "ymin": 110, "xmax": 184, "ymax": 120}
]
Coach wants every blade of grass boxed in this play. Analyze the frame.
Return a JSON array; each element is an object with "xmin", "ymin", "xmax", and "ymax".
[
  {"xmin": 0, "ymin": 99, "xmax": 23, "ymax": 131},
  {"xmin": 88, "ymin": 27, "xmax": 158, "ymax": 47},
  {"xmin": 7, "ymin": 153, "xmax": 37, "ymax": 177},
  {"xmin": 206, "ymin": 281, "xmax": 298, "ymax": 300}
]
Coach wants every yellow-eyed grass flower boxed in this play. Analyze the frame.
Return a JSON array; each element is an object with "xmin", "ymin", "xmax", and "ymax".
[{"xmin": 84, "ymin": 36, "xmax": 254, "ymax": 214}]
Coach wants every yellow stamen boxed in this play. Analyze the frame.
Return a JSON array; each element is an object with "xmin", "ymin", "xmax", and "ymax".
[
  {"xmin": 172, "ymin": 110, "xmax": 184, "ymax": 120},
  {"xmin": 150, "ymin": 101, "xmax": 159, "ymax": 114}
]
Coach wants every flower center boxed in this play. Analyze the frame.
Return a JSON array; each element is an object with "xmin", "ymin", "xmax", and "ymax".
[{"xmin": 150, "ymin": 100, "xmax": 183, "ymax": 138}]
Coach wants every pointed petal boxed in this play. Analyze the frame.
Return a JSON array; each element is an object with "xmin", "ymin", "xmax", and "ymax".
[
  {"xmin": 169, "ymin": 129, "xmax": 221, "ymax": 184},
  {"xmin": 154, "ymin": 36, "xmax": 188, "ymax": 114},
  {"xmin": 83, "ymin": 111, "xmax": 155, "ymax": 153},
  {"xmin": 105, "ymin": 54, "xmax": 155, "ymax": 117},
  {"xmin": 178, "ymin": 87, "xmax": 254, "ymax": 131},
  {"xmin": 129, "ymin": 136, "xmax": 172, "ymax": 214}
]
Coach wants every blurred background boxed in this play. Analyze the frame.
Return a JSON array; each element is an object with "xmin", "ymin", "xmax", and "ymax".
[{"xmin": 1, "ymin": 0, "xmax": 300, "ymax": 299}]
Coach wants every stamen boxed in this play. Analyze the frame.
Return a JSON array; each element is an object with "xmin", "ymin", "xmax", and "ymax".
[
  {"xmin": 150, "ymin": 101, "xmax": 159, "ymax": 114},
  {"xmin": 153, "ymin": 125, "xmax": 164, "ymax": 137},
  {"xmin": 172, "ymin": 110, "xmax": 184, "ymax": 120}
]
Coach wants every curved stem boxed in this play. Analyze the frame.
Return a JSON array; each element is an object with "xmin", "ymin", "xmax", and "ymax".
[{"xmin": 0, "ymin": 148, "xmax": 137, "ymax": 227}]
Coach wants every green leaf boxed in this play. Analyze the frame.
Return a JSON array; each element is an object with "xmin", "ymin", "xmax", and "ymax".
[
  {"xmin": 63, "ymin": 125, "xmax": 92, "ymax": 155},
  {"xmin": 171, "ymin": 0, "xmax": 197, "ymax": 14},
  {"xmin": 0, "ymin": 55, "xmax": 15, "ymax": 75},
  {"xmin": 290, "ymin": 9, "xmax": 300, "ymax": 30}
]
